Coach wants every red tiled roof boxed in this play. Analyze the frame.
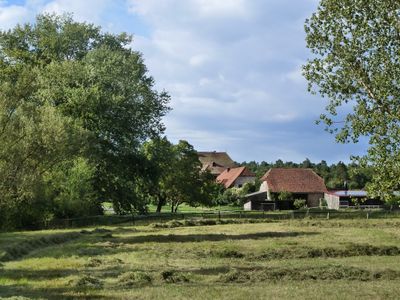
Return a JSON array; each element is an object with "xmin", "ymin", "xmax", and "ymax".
[
  {"xmin": 261, "ymin": 168, "xmax": 327, "ymax": 193},
  {"xmin": 217, "ymin": 166, "xmax": 256, "ymax": 188}
]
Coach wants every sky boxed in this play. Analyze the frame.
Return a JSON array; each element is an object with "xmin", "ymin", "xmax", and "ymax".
[{"xmin": 0, "ymin": 0, "xmax": 368, "ymax": 164}]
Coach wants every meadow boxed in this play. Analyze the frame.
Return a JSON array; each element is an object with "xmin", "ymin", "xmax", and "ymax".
[{"xmin": 1, "ymin": 218, "xmax": 400, "ymax": 299}]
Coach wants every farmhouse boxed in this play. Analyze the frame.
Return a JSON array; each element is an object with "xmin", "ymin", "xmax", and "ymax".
[
  {"xmin": 259, "ymin": 168, "xmax": 327, "ymax": 207},
  {"xmin": 197, "ymin": 151, "xmax": 236, "ymax": 177},
  {"xmin": 217, "ymin": 166, "xmax": 256, "ymax": 188}
]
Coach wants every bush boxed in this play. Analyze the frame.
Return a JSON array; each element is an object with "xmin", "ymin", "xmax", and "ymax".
[
  {"xmin": 278, "ymin": 191, "xmax": 293, "ymax": 201},
  {"xmin": 294, "ymin": 199, "xmax": 307, "ymax": 209},
  {"xmin": 49, "ymin": 158, "xmax": 102, "ymax": 219}
]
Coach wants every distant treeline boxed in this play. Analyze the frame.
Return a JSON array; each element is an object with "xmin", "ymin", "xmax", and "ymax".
[{"xmin": 240, "ymin": 159, "xmax": 373, "ymax": 190}]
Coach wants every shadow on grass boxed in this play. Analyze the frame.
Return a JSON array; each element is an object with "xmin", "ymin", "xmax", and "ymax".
[
  {"xmin": 0, "ymin": 268, "xmax": 77, "ymax": 280},
  {"xmin": 114, "ymin": 231, "xmax": 318, "ymax": 244},
  {"xmin": 0, "ymin": 284, "xmax": 110, "ymax": 300}
]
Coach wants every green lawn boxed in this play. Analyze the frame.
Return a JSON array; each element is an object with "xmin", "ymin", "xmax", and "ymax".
[
  {"xmin": 102, "ymin": 202, "xmax": 241, "ymax": 215},
  {"xmin": 2, "ymin": 219, "xmax": 400, "ymax": 299}
]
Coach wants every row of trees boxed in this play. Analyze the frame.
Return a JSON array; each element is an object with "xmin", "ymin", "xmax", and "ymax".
[
  {"xmin": 0, "ymin": 14, "xmax": 218, "ymax": 230},
  {"xmin": 240, "ymin": 159, "xmax": 373, "ymax": 190}
]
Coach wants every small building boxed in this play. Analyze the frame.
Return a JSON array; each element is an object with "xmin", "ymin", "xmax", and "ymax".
[
  {"xmin": 197, "ymin": 151, "xmax": 236, "ymax": 177},
  {"xmin": 259, "ymin": 168, "xmax": 327, "ymax": 207},
  {"xmin": 243, "ymin": 191, "xmax": 273, "ymax": 211},
  {"xmin": 324, "ymin": 190, "xmax": 384, "ymax": 210},
  {"xmin": 217, "ymin": 166, "xmax": 256, "ymax": 189}
]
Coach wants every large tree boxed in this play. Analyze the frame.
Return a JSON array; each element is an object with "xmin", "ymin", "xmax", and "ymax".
[
  {"xmin": 141, "ymin": 138, "xmax": 218, "ymax": 213},
  {"xmin": 0, "ymin": 14, "xmax": 169, "ymax": 228},
  {"xmin": 303, "ymin": 0, "xmax": 400, "ymax": 200}
]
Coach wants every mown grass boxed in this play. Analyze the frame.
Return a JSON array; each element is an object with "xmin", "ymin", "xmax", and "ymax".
[{"xmin": 1, "ymin": 219, "xmax": 400, "ymax": 299}]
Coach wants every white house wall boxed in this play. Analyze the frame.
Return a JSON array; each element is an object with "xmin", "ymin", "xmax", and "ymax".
[{"xmin": 324, "ymin": 193, "xmax": 340, "ymax": 210}]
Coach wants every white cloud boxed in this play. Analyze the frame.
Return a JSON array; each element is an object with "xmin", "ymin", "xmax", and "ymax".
[
  {"xmin": 193, "ymin": 0, "xmax": 249, "ymax": 18},
  {"xmin": 0, "ymin": 0, "xmax": 365, "ymax": 162},
  {"xmin": 0, "ymin": 4, "xmax": 30, "ymax": 30},
  {"xmin": 0, "ymin": 0, "xmax": 119, "ymax": 32},
  {"xmin": 126, "ymin": 0, "xmax": 358, "ymax": 162},
  {"xmin": 42, "ymin": 0, "xmax": 112, "ymax": 24}
]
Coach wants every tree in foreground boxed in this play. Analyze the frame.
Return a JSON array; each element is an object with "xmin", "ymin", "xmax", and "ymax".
[
  {"xmin": 304, "ymin": 0, "xmax": 400, "ymax": 201},
  {"xmin": 0, "ymin": 14, "xmax": 169, "ymax": 228}
]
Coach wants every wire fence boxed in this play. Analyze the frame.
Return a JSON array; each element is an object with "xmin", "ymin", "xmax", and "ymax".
[{"xmin": 32, "ymin": 208, "xmax": 400, "ymax": 230}]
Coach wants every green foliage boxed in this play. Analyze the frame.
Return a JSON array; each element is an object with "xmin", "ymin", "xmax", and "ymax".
[
  {"xmin": 294, "ymin": 199, "xmax": 307, "ymax": 210},
  {"xmin": 278, "ymin": 191, "xmax": 293, "ymax": 201},
  {"xmin": 0, "ymin": 14, "xmax": 169, "ymax": 229},
  {"xmin": 303, "ymin": 0, "xmax": 400, "ymax": 201},
  {"xmin": 46, "ymin": 157, "xmax": 101, "ymax": 219},
  {"xmin": 217, "ymin": 188, "xmax": 243, "ymax": 206},
  {"xmin": 216, "ymin": 182, "xmax": 256, "ymax": 206},
  {"xmin": 141, "ymin": 138, "xmax": 218, "ymax": 213}
]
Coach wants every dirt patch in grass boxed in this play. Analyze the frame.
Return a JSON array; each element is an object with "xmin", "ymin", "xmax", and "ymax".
[
  {"xmin": 0, "ymin": 232, "xmax": 81, "ymax": 262},
  {"xmin": 219, "ymin": 265, "xmax": 400, "ymax": 283}
]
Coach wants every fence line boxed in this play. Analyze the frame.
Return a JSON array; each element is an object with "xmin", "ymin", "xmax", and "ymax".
[{"xmin": 27, "ymin": 209, "xmax": 400, "ymax": 230}]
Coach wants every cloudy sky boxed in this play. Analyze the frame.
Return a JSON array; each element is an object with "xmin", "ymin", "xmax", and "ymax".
[{"xmin": 0, "ymin": 0, "xmax": 368, "ymax": 163}]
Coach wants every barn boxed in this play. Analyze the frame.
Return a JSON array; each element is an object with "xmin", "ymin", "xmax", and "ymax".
[{"xmin": 259, "ymin": 168, "xmax": 327, "ymax": 207}]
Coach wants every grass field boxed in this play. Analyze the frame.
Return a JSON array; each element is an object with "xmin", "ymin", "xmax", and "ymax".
[
  {"xmin": 102, "ymin": 202, "xmax": 242, "ymax": 215},
  {"xmin": 1, "ymin": 218, "xmax": 400, "ymax": 299}
]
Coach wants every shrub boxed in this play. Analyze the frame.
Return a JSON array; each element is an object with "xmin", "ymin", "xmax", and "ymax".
[
  {"xmin": 294, "ymin": 199, "xmax": 307, "ymax": 209},
  {"xmin": 278, "ymin": 191, "xmax": 293, "ymax": 201}
]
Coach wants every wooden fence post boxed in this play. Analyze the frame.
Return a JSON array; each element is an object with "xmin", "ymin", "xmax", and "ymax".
[
  {"xmin": 218, "ymin": 210, "xmax": 221, "ymax": 221},
  {"xmin": 327, "ymin": 212, "xmax": 330, "ymax": 220}
]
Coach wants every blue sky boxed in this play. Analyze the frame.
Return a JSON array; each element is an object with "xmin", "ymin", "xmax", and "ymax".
[{"xmin": 0, "ymin": 0, "xmax": 368, "ymax": 163}]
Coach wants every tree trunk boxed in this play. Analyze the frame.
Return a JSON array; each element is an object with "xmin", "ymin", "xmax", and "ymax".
[{"xmin": 156, "ymin": 195, "xmax": 165, "ymax": 214}]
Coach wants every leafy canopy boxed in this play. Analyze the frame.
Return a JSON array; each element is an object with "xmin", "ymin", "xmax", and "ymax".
[
  {"xmin": 0, "ymin": 14, "xmax": 169, "ymax": 228},
  {"xmin": 303, "ymin": 0, "xmax": 400, "ymax": 200}
]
